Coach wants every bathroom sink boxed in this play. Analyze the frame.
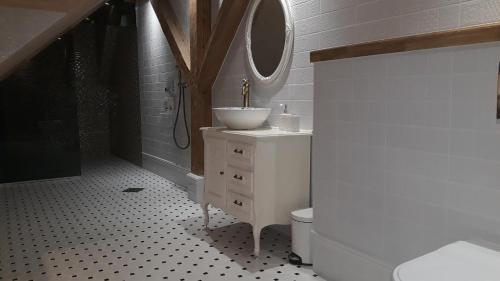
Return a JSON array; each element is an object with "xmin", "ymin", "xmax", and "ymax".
[{"xmin": 213, "ymin": 107, "xmax": 271, "ymax": 130}]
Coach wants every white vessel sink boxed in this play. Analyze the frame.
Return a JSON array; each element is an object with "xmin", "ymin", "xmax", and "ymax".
[{"xmin": 213, "ymin": 107, "xmax": 271, "ymax": 130}]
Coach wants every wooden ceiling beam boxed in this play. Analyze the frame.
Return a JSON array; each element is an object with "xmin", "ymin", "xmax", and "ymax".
[
  {"xmin": 150, "ymin": 0, "xmax": 191, "ymax": 77},
  {"xmin": 189, "ymin": 0, "xmax": 211, "ymax": 74},
  {"xmin": 197, "ymin": 0, "xmax": 249, "ymax": 92},
  {"xmin": 189, "ymin": 0, "xmax": 212, "ymax": 175},
  {"xmin": 149, "ymin": 0, "xmax": 249, "ymax": 175},
  {"xmin": 190, "ymin": 0, "xmax": 249, "ymax": 175}
]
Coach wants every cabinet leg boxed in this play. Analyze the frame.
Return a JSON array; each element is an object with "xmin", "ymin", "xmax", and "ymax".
[
  {"xmin": 253, "ymin": 225, "xmax": 262, "ymax": 256},
  {"xmin": 201, "ymin": 202, "xmax": 209, "ymax": 228}
]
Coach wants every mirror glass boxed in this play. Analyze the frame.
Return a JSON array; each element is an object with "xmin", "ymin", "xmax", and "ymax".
[{"xmin": 250, "ymin": 0, "xmax": 286, "ymax": 78}]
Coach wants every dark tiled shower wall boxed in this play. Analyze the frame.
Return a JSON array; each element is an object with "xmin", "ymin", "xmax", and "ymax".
[
  {"xmin": 72, "ymin": 23, "xmax": 111, "ymax": 158},
  {"xmin": 105, "ymin": 25, "xmax": 142, "ymax": 166},
  {"xmin": 73, "ymin": 21, "xmax": 142, "ymax": 164},
  {"xmin": 0, "ymin": 37, "xmax": 81, "ymax": 183},
  {"xmin": 0, "ymin": 19, "xmax": 142, "ymax": 183}
]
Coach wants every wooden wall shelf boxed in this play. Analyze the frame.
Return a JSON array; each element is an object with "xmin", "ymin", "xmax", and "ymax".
[{"xmin": 310, "ymin": 23, "xmax": 500, "ymax": 63}]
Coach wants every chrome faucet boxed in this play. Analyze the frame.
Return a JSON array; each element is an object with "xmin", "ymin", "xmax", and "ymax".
[{"xmin": 241, "ymin": 78, "xmax": 250, "ymax": 108}]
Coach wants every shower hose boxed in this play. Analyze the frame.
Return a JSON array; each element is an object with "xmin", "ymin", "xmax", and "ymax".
[{"xmin": 173, "ymin": 69, "xmax": 190, "ymax": 150}]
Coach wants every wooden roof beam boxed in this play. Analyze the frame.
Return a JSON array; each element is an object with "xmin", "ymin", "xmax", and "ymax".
[
  {"xmin": 197, "ymin": 0, "xmax": 249, "ymax": 92},
  {"xmin": 189, "ymin": 0, "xmax": 212, "ymax": 175},
  {"xmin": 150, "ymin": 0, "xmax": 191, "ymax": 77}
]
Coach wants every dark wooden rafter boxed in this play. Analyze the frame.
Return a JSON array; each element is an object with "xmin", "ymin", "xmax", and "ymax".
[
  {"xmin": 191, "ymin": 0, "xmax": 249, "ymax": 175},
  {"xmin": 150, "ymin": 0, "xmax": 191, "ymax": 76},
  {"xmin": 197, "ymin": 0, "xmax": 249, "ymax": 92},
  {"xmin": 189, "ymin": 0, "xmax": 211, "ymax": 75},
  {"xmin": 150, "ymin": 0, "xmax": 249, "ymax": 175},
  {"xmin": 189, "ymin": 0, "xmax": 212, "ymax": 175}
]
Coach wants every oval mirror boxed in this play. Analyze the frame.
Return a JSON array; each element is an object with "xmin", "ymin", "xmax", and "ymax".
[{"xmin": 245, "ymin": 0, "xmax": 294, "ymax": 88}]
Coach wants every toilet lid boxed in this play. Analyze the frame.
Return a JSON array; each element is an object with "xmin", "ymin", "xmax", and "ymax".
[
  {"xmin": 291, "ymin": 208, "xmax": 313, "ymax": 223},
  {"xmin": 394, "ymin": 241, "xmax": 500, "ymax": 281}
]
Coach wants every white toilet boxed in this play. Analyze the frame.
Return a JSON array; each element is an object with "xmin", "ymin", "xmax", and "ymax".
[{"xmin": 393, "ymin": 241, "xmax": 500, "ymax": 281}]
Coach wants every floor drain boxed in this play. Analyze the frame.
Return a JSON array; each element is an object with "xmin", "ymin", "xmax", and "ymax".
[{"xmin": 122, "ymin": 188, "xmax": 144, "ymax": 192}]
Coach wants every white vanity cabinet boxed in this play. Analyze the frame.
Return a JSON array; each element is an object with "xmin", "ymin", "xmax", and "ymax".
[{"xmin": 201, "ymin": 127, "xmax": 311, "ymax": 256}]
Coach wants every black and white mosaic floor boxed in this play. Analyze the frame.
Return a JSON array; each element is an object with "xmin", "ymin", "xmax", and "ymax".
[{"xmin": 0, "ymin": 157, "xmax": 323, "ymax": 281}]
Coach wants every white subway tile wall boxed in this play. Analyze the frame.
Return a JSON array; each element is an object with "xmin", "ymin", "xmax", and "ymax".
[
  {"xmin": 213, "ymin": 0, "xmax": 500, "ymax": 131},
  {"xmin": 136, "ymin": 0, "xmax": 191, "ymax": 170},
  {"xmin": 313, "ymin": 42, "xmax": 500, "ymax": 280}
]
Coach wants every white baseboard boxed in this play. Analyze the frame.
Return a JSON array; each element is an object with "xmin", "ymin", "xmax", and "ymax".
[
  {"xmin": 187, "ymin": 173, "xmax": 204, "ymax": 203},
  {"xmin": 311, "ymin": 230, "xmax": 393, "ymax": 281},
  {"xmin": 142, "ymin": 153, "xmax": 193, "ymax": 193}
]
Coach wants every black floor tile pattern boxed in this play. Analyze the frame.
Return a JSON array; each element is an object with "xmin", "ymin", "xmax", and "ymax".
[{"xmin": 0, "ymin": 157, "xmax": 323, "ymax": 281}]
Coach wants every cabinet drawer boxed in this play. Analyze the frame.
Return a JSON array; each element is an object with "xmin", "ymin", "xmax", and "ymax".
[
  {"xmin": 226, "ymin": 166, "xmax": 253, "ymax": 197},
  {"xmin": 227, "ymin": 141, "xmax": 254, "ymax": 166},
  {"xmin": 226, "ymin": 191, "xmax": 253, "ymax": 221}
]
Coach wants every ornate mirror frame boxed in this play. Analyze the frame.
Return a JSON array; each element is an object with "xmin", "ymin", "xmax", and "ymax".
[{"xmin": 245, "ymin": 0, "xmax": 294, "ymax": 89}]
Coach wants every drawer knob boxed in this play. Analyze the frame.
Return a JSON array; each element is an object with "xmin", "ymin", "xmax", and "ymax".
[
  {"xmin": 233, "ymin": 200, "xmax": 243, "ymax": 206},
  {"xmin": 233, "ymin": 174, "xmax": 243, "ymax": 180},
  {"xmin": 219, "ymin": 171, "xmax": 224, "ymax": 175},
  {"xmin": 233, "ymin": 149, "xmax": 243, "ymax": 154}
]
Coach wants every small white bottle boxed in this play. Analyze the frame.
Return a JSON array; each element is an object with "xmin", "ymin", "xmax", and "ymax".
[{"xmin": 278, "ymin": 104, "xmax": 300, "ymax": 132}]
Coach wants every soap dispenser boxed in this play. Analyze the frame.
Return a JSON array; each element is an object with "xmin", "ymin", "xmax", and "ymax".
[{"xmin": 278, "ymin": 104, "xmax": 300, "ymax": 132}]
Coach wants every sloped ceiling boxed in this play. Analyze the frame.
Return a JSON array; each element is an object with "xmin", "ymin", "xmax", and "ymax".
[{"xmin": 0, "ymin": 0, "xmax": 105, "ymax": 80}]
